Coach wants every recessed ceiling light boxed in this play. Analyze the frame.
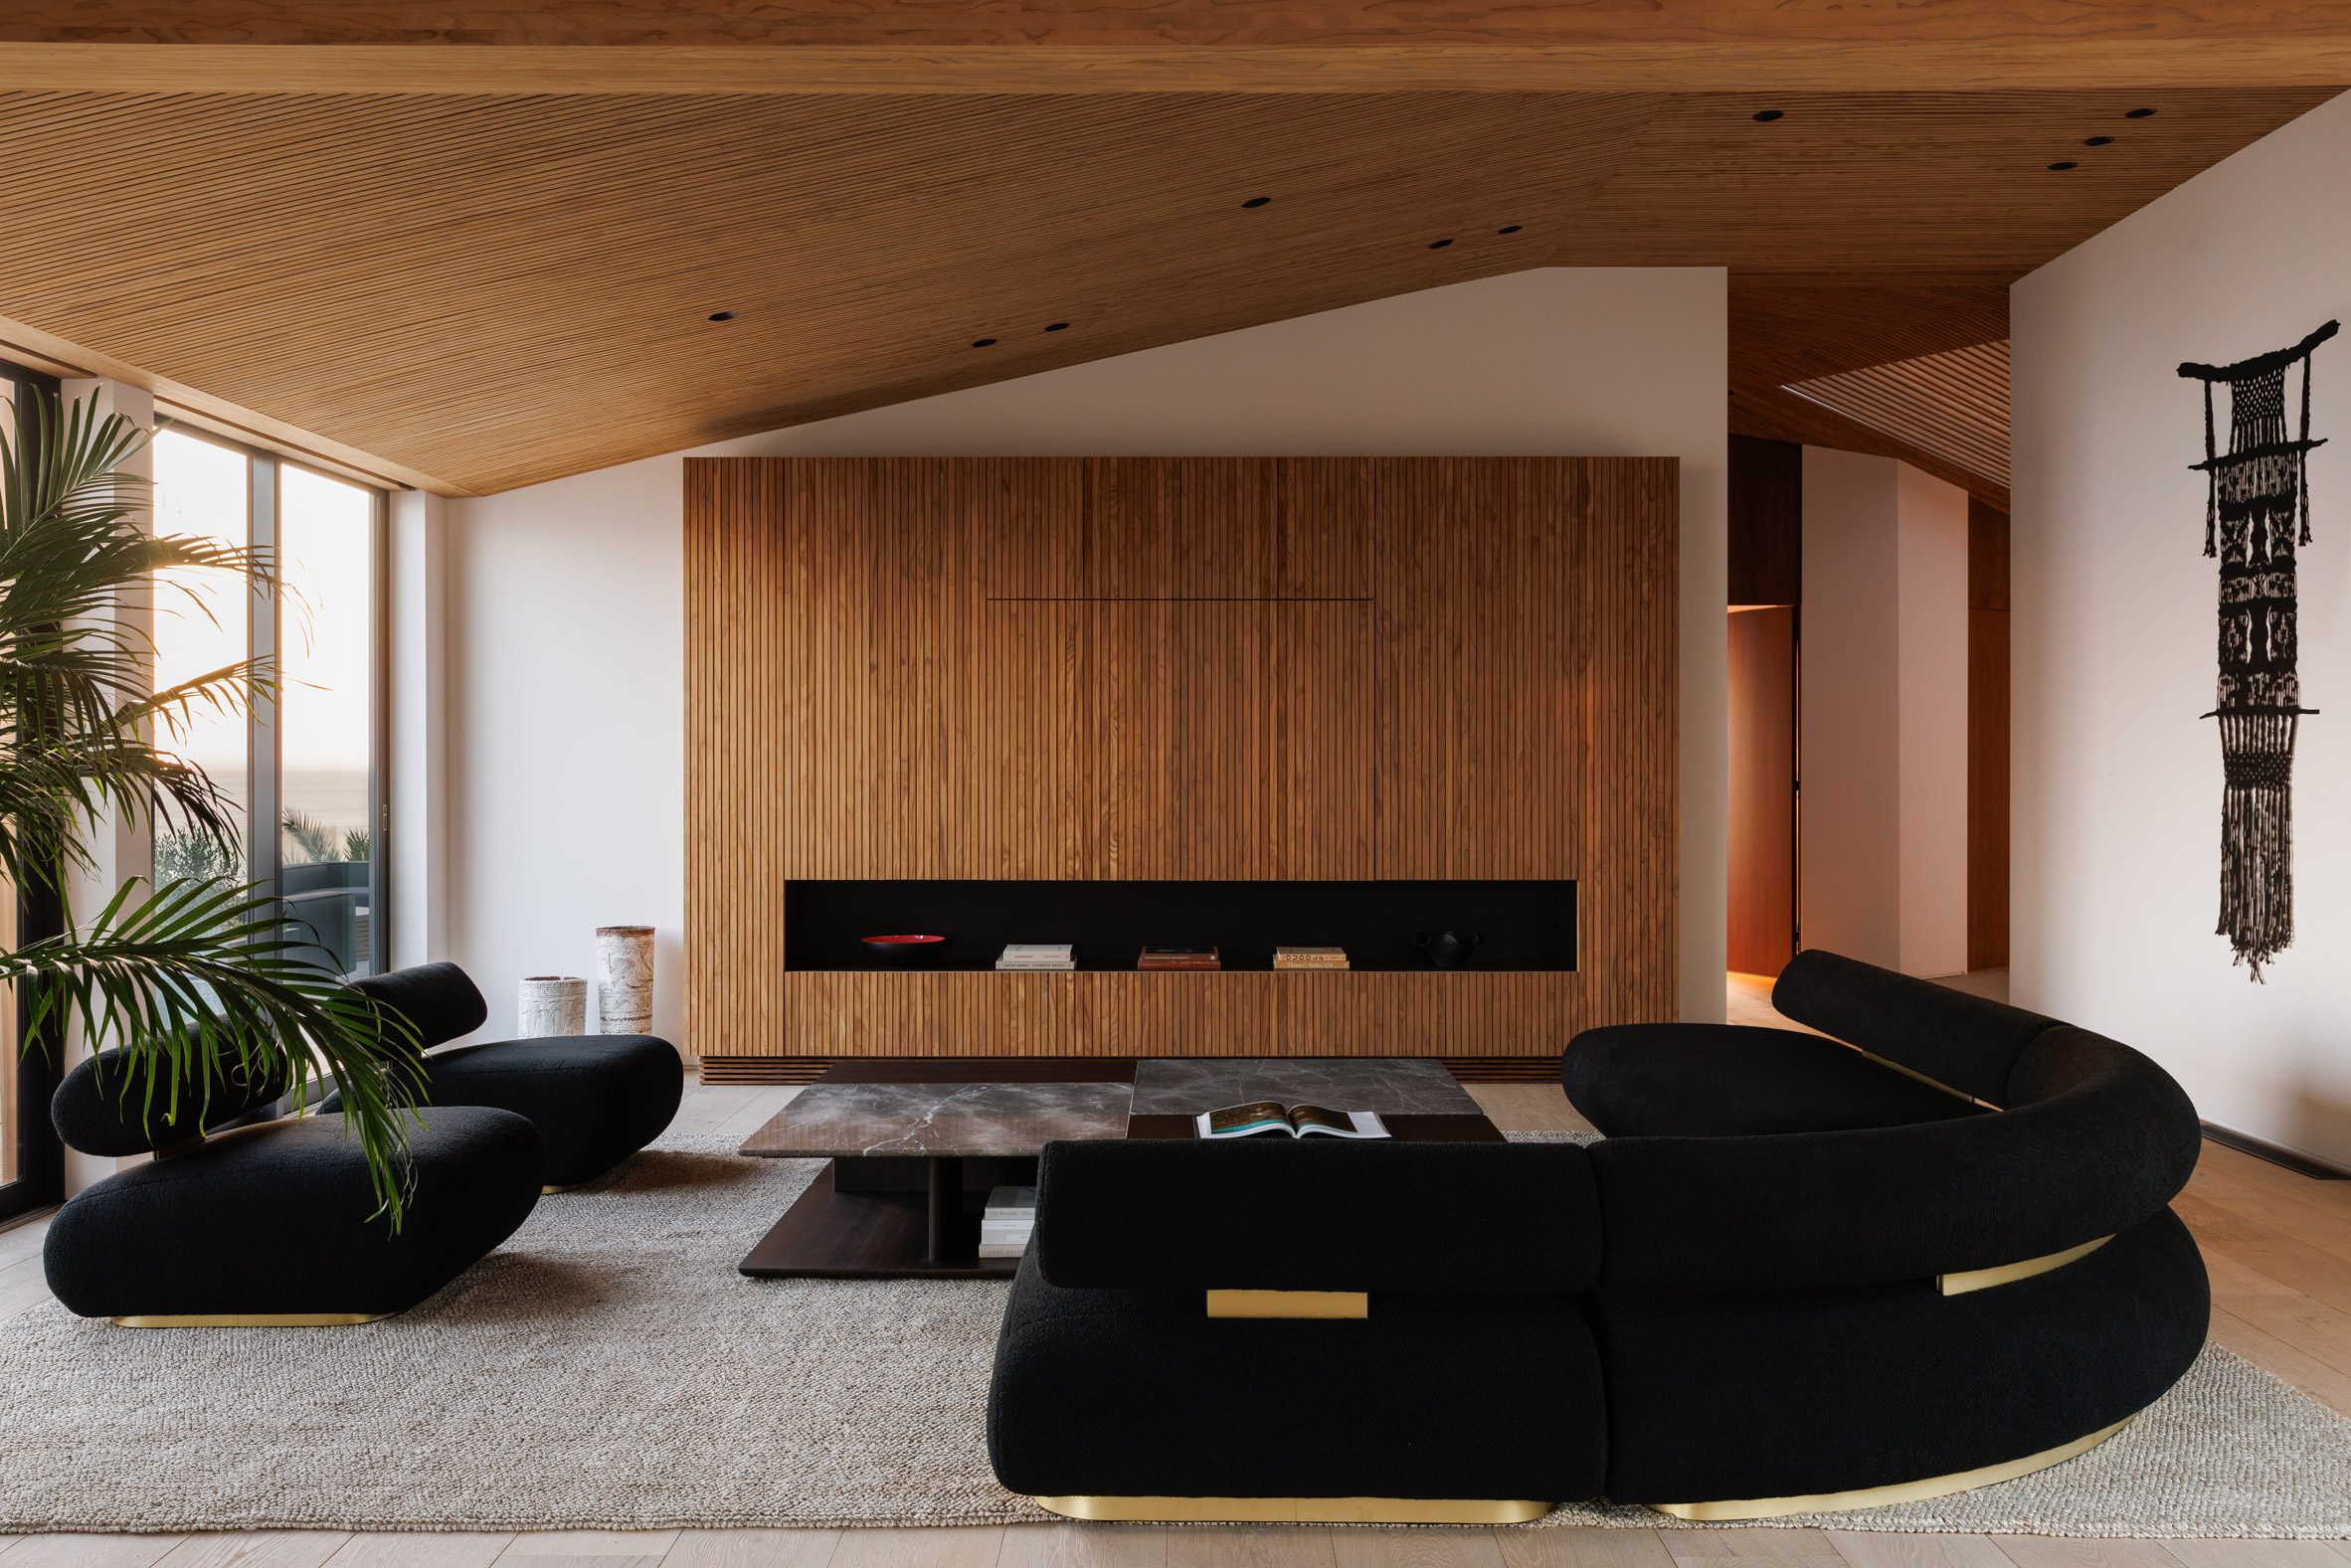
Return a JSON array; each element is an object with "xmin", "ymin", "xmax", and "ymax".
[
  {"xmin": 1428, "ymin": 238, "xmax": 1454, "ymax": 250},
  {"xmin": 1497, "ymin": 224, "xmax": 1524, "ymax": 235},
  {"xmin": 2125, "ymin": 106, "xmax": 2158, "ymax": 118},
  {"xmin": 1044, "ymin": 322, "xmax": 1070, "ymax": 332},
  {"xmin": 1241, "ymin": 195, "xmax": 1272, "ymax": 209},
  {"xmin": 972, "ymin": 337, "xmax": 997, "ymax": 348},
  {"xmin": 2048, "ymin": 160, "xmax": 2079, "ymax": 171},
  {"xmin": 1752, "ymin": 108, "xmax": 1785, "ymax": 122},
  {"xmin": 706, "ymin": 310, "xmax": 736, "ymax": 322}
]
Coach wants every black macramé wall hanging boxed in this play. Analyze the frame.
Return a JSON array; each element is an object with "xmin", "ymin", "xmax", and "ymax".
[{"xmin": 2178, "ymin": 319, "xmax": 2337, "ymax": 979}]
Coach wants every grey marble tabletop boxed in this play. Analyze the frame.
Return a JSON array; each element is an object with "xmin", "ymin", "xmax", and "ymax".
[
  {"xmin": 739, "ymin": 1081, "xmax": 1133, "ymax": 1158},
  {"xmin": 1127, "ymin": 1057, "xmax": 1481, "ymax": 1115}
]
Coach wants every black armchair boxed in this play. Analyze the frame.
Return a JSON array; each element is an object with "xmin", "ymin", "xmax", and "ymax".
[
  {"xmin": 44, "ymin": 1045, "xmax": 543, "ymax": 1324},
  {"xmin": 337, "ymin": 961, "xmax": 682, "ymax": 1190}
]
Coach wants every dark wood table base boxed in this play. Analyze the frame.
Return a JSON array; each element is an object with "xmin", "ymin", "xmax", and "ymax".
[{"xmin": 739, "ymin": 1153, "xmax": 1037, "ymax": 1280}]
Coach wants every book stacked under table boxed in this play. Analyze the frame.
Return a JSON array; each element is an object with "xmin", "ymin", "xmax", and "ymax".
[
  {"xmin": 997, "ymin": 944, "xmax": 1075, "ymax": 971},
  {"xmin": 981, "ymin": 1185, "xmax": 1036, "ymax": 1260},
  {"xmin": 1274, "ymin": 946, "xmax": 1351, "ymax": 971},
  {"xmin": 1138, "ymin": 946, "xmax": 1220, "ymax": 970}
]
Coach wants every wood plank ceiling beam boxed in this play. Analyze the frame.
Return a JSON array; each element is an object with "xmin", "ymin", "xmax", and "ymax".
[
  {"xmin": 3, "ymin": 44, "xmax": 2350, "ymax": 95},
  {"xmin": 8, "ymin": 1, "xmax": 2351, "ymax": 93}
]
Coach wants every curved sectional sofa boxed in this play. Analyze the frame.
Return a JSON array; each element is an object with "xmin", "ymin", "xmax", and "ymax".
[{"xmin": 987, "ymin": 950, "xmax": 2210, "ymax": 1521}]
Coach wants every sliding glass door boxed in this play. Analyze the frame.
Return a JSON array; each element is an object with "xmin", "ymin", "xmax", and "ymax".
[
  {"xmin": 153, "ymin": 424, "xmax": 387, "ymax": 980},
  {"xmin": 275, "ymin": 463, "xmax": 384, "ymax": 977}
]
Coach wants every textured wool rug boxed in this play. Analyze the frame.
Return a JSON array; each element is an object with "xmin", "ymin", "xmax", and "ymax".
[{"xmin": 1, "ymin": 1132, "xmax": 2348, "ymax": 1537}]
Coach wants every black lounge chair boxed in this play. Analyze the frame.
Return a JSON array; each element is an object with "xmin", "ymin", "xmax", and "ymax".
[
  {"xmin": 337, "ymin": 961, "xmax": 683, "ymax": 1191},
  {"xmin": 45, "ymin": 1045, "xmax": 542, "ymax": 1325}
]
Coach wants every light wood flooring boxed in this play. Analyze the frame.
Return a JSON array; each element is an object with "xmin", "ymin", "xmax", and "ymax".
[{"xmin": 4, "ymin": 981, "xmax": 2349, "ymax": 1567}]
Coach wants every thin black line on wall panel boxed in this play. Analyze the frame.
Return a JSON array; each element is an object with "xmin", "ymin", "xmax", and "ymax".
[{"xmin": 984, "ymin": 596, "xmax": 1377, "ymax": 604}]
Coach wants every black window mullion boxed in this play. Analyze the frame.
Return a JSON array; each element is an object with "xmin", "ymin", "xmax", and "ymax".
[{"xmin": 1, "ymin": 360, "xmax": 67, "ymax": 1222}]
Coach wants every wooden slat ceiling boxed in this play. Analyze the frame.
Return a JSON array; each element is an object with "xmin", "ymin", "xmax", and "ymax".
[
  {"xmin": 0, "ymin": 86, "xmax": 2335, "ymax": 493},
  {"xmin": 1728, "ymin": 277, "xmax": 2015, "ymax": 506},
  {"xmin": 1790, "ymin": 341, "xmax": 2013, "ymax": 491}
]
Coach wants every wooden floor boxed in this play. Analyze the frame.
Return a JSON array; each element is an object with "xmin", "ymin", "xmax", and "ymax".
[{"xmin": 4, "ymin": 977, "xmax": 2350, "ymax": 1567}]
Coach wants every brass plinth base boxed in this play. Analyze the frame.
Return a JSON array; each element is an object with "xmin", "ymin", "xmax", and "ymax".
[
  {"xmin": 1032, "ymin": 1495, "xmax": 1550, "ymax": 1524},
  {"xmin": 1937, "ymin": 1236, "xmax": 2110, "ymax": 1297},
  {"xmin": 110, "ymin": 1311, "xmax": 395, "ymax": 1328},
  {"xmin": 1650, "ymin": 1418, "xmax": 2131, "ymax": 1521},
  {"xmin": 1205, "ymin": 1290, "xmax": 1368, "ymax": 1320},
  {"xmin": 542, "ymin": 1183, "xmax": 579, "ymax": 1195}
]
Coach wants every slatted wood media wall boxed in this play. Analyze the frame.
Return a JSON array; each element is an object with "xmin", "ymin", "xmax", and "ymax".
[{"xmin": 685, "ymin": 456, "xmax": 1677, "ymax": 1061}]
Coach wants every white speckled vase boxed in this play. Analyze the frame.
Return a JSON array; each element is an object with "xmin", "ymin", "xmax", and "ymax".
[
  {"xmin": 596, "ymin": 925, "xmax": 656, "ymax": 1035},
  {"xmin": 518, "ymin": 975, "xmax": 589, "ymax": 1038}
]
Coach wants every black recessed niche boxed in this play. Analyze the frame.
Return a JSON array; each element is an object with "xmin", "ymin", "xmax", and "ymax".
[
  {"xmin": 783, "ymin": 879, "xmax": 1576, "ymax": 973},
  {"xmin": 1751, "ymin": 108, "xmax": 1785, "ymax": 122},
  {"xmin": 1044, "ymin": 322, "xmax": 1070, "ymax": 332},
  {"xmin": 2125, "ymin": 107, "xmax": 2158, "ymax": 119},
  {"xmin": 972, "ymin": 337, "xmax": 997, "ymax": 348},
  {"xmin": 2048, "ymin": 160, "xmax": 2079, "ymax": 171},
  {"xmin": 1242, "ymin": 195, "xmax": 1273, "ymax": 209},
  {"xmin": 1428, "ymin": 238, "xmax": 1454, "ymax": 250},
  {"xmin": 1498, "ymin": 224, "xmax": 1525, "ymax": 235},
  {"xmin": 707, "ymin": 310, "xmax": 737, "ymax": 322},
  {"xmin": 2083, "ymin": 135, "xmax": 2115, "ymax": 147}
]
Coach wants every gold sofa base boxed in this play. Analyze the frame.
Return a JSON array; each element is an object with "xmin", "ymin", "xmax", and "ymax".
[
  {"xmin": 1032, "ymin": 1495, "xmax": 1551, "ymax": 1524},
  {"xmin": 110, "ymin": 1311, "xmax": 395, "ymax": 1328},
  {"xmin": 1650, "ymin": 1417, "xmax": 2131, "ymax": 1521}
]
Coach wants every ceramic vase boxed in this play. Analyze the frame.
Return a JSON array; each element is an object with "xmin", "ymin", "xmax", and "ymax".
[
  {"xmin": 518, "ymin": 975, "xmax": 588, "ymax": 1038},
  {"xmin": 596, "ymin": 925, "xmax": 656, "ymax": 1035}
]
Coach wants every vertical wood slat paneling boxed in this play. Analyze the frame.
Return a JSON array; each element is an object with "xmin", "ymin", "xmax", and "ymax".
[{"xmin": 685, "ymin": 455, "xmax": 1676, "ymax": 1060}]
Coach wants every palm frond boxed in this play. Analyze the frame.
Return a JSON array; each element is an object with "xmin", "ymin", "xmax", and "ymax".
[{"xmin": 0, "ymin": 877, "xmax": 425, "ymax": 1224}]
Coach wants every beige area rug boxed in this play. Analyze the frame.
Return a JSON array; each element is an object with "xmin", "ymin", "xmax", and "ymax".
[{"xmin": 1, "ymin": 1132, "xmax": 2348, "ymax": 1537}]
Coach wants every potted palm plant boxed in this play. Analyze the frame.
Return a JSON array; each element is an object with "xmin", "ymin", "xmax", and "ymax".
[{"xmin": 0, "ymin": 389, "xmax": 420, "ymax": 1220}]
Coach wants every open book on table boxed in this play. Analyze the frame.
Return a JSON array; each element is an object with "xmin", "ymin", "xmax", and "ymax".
[{"xmin": 1195, "ymin": 1102, "xmax": 1390, "ymax": 1139}]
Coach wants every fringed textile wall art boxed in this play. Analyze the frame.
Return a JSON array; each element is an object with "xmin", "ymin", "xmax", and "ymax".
[{"xmin": 2178, "ymin": 319, "xmax": 2338, "ymax": 979}]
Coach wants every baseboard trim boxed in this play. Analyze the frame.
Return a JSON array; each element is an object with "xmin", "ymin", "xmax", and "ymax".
[
  {"xmin": 699, "ymin": 1057, "xmax": 835, "ymax": 1085},
  {"xmin": 2201, "ymin": 1122, "xmax": 2351, "ymax": 1180}
]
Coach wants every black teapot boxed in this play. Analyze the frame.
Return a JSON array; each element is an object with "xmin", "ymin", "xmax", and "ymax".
[{"xmin": 1416, "ymin": 931, "xmax": 1484, "ymax": 969}]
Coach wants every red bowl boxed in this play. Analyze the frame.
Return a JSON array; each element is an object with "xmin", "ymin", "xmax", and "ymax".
[{"xmin": 861, "ymin": 934, "xmax": 947, "ymax": 961}]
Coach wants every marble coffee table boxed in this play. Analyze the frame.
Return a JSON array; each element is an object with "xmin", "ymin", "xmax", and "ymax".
[
  {"xmin": 736, "ymin": 1058, "xmax": 1501, "ymax": 1279},
  {"xmin": 737, "ymin": 1075, "xmax": 1132, "ymax": 1279}
]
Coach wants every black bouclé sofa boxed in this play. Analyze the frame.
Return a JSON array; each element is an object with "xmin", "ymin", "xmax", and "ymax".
[{"xmin": 986, "ymin": 951, "xmax": 2209, "ymax": 1522}]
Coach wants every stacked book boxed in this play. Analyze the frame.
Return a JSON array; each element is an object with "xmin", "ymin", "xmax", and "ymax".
[
  {"xmin": 981, "ymin": 1186, "xmax": 1036, "ymax": 1260},
  {"xmin": 1275, "ymin": 946, "xmax": 1351, "ymax": 971},
  {"xmin": 997, "ymin": 944, "xmax": 1076, "ymax": 971},
  {"xmin": 1139, "ymin": 945, "xmax": 1220, "ymax": 970}
]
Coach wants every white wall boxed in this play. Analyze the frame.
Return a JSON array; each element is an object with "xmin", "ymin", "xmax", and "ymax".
[
  {"xmin": 1799, "ymin": 446, "xmax": 1970, "ymax": 976},
  {"xmin": 1801, "ymin": 448, "xmax": 1902, "ymax": 966},
  {"xmin": 2013, "ymin": 88, "xmax": 2351, "ymax": 1167},
  {"xmin": 388, "ymin": 489, "xmax": 449, "ymax": 967},
  {"xmin": 1896, "ymin": 461, "xmax": 1972, "ymax": 977},
  {"xmin": 445, "ymin": 268, "xmax": 1731, "ymax": 1044}
]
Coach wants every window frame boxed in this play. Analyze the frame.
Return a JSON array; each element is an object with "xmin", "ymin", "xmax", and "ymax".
[{"xmin": 1, "ymin": 358, "xmax": 66, "ymax": 1224}]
